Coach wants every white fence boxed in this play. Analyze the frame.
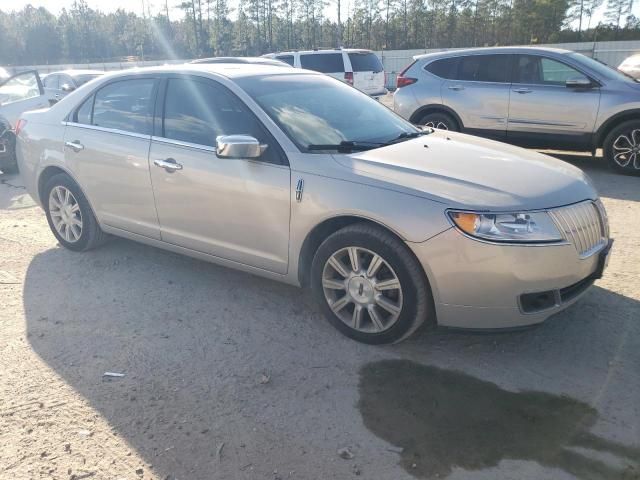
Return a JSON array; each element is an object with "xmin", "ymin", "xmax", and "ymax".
[{"xmin": 7, "ymin": 39, "xmax": 640, "ymax": 89}]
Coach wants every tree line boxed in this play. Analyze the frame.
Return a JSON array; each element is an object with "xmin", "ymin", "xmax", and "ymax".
[{"xmin": 0, "ymin": 0, "xmax": 638, "ymax": 65}]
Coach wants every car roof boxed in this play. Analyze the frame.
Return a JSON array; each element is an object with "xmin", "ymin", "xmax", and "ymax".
[
  {"xmin": 95, "ymin": 63, "xmax": 312, "ymax": 80},
  {"xmin": 190, "ymin": 57, "xmax": 287, "ymax": 66},
  {"xmin": 49, "ymin": 69, "xmax": 105, "ymax": 76},
  {"xmin": 414, "ymin": 46, "xmax": 573, "ymax": 61},
  {"xmin": 266, "ymin": 48, "xmax": 374, "ymax": 55}
]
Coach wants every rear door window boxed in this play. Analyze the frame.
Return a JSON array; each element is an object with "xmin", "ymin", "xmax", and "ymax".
[
  {"xmin": 458, "ymin": 55, "xmax": 510, "ymax": 83},
  {"xmin": 92, "ymin": 79, "xmax": 155, "ymax": 135},
  {"xmin": 300, "ymin": 53, "xmax": 344, "ymax": 73},
  {"xmin": 348, "ymin": 52, "xmax": 383, "ymax": 72},
  {"xmin": 275, "ymin": 55, "xmax": 295, "ymax": 66},
  {"xmin": 425, "ymin": 57, "xmax": 459, "ymax": 79}
]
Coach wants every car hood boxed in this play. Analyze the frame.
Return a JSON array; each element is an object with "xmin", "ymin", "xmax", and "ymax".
[{"xmin": 334, "ymin": 130, "xmax": 597, "ymax": 211}]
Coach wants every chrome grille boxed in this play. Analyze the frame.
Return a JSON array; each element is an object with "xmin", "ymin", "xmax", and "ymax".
[{"xmin": 549, "ymin": 201, "xmax": 607, "ymax": 258}]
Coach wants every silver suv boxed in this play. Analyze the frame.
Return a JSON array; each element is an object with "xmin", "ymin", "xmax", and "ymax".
[{"xmin": 394, "ymin": 47, "xmax": 640, "ymax": 175}]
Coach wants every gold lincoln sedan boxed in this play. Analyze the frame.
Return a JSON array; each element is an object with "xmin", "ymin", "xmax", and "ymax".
[{"xmin": 17, "ymin": 64, "xmax": 611, "ymax": 344}]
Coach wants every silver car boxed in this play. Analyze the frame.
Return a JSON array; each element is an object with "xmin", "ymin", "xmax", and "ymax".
[
  {"xmin": 16, "ymin": 64, "xmax": 612, "ymax": 344},
  {"xmin": 394, "ymin": 46, "xmax": 640, "ymax": 175},
  {"xmin": 42, "ymin": 69, "xmax": 104, "ymax": 105}
]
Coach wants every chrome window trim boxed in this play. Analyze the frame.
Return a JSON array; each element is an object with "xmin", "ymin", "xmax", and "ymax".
[
  {"xmin": 422, "ymin": 52, "xmax": 600, "ymax": 87},
  {"xmin": 149, "ymin": 135, "xmax": 290, "ymax": 169},
  {"xmin": 151, "ymin": 135, "xmax": 216, "ymax": 153},
  {"xmin": 63, "ymin": 121, "xmax": 152, "ymax": 140}
]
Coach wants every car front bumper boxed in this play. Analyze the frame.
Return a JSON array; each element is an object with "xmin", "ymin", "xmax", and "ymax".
[{"xmin": 408, "ymin": 228, "xmax": 612, "ymax": 329}]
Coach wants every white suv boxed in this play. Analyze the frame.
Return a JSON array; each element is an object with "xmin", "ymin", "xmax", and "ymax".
[{"xmin": 263, "ymin": 49, "xmax": 386, "ymax": 97}]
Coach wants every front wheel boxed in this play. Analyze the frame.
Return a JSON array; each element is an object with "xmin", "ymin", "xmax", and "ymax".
[
  {"xmin": 603, "ymin": 120, "xmax": 640, "ymax": 175},
  {"xmin": 311, "ymin": 223, "xmax": 433, "ymax": 344}
]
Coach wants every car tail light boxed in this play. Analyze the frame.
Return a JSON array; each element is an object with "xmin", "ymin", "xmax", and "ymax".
[
  {"xmin": 396, "ymin": 60, "xmax": 418, "ymax": 88},
  {"xmin": 396, "ymin": 76, "xmax": 417, "ymax": 88},
  {"xmin": 14, "ymin": 119, "xmax": 27, "ymax": 136},
  {"xmin": 344, "ymin": 72, "xmax": 354, "ymax": 86}
]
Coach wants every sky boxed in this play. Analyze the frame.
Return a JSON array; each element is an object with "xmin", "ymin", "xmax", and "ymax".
[{"xmin": 3, "ymin": 0, "xmax": 640, "ymax": 27}]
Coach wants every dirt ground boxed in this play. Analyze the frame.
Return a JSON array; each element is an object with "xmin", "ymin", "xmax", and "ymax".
[{"xmin": 0, "ymin": 151, "xmax": 639, "ymax": 480}]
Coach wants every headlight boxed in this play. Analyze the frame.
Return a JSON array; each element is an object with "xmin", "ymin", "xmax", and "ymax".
[{"xmin": 448, "ymin": 210, "xmax": 563, "ymax": 243}]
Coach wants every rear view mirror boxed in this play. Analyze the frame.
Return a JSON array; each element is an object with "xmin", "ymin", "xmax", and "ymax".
[
  {"xmin": 566, "ymin": 77, "xmax": 592, "ymax": 89},
  {"xmin": 61, "ymin": 83, "xmax": 75, "ymax": 92},
  {"xmin": 216, "ymin": 135, "xmax": 267, "ymax": 159}
]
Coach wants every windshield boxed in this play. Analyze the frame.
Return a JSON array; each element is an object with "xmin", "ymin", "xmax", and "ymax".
[
  {"xmin": 72, "ymin": 74, "xmax": 102, "ymax": 86},
  {"xmin": 236, "ymin": 74, "xmax": 419, "ymax": 152},
  {"xmin": 567, "ymin": 53, "xmax": 637, "ymax": 83}
]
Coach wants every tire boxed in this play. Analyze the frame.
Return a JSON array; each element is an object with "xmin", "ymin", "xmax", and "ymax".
[
  {"xmin": 0, "ymin": 134, "xmax": 18, "ymax": 174},
  {"xmin": 419, "ymin": 111, "xmax": 459, "ymax": 132},
  {"xmin": 43, "ymin": 173, "xmax": 109, "ymax": 252},
  {"xmin": 603, "ymin": 120, "xmax": 640, "ymax": 176},
  {"xmin": 310, "ymin": 223, "xmax": 434, "ymax": 344},
  {"xmin": 0, "ymin": 159, "xmax": 18, "ymax": 174}
]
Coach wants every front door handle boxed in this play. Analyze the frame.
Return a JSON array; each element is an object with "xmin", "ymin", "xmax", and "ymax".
[
  {"xmin": 64, "ymin": 140, "xmax": 84, "ymax": 152},
  {"xmin": 154, "ymin": 158, "xmax": 183, "ymax": 173},
  {"xmin": 448, "ymin": 85, "xmax": 465, "ymax": 91},
  {"xmin": 514, "ymin": 88, "xmax": 532, "ymax": 94}
]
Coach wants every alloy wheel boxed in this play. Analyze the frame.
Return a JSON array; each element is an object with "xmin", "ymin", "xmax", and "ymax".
[
  {"xmin": 321, "ymin": 246, "xmax": 403, "ymax": 333},
  {"xmin": 423, "ymin": 120, "xmax": 449, "ymax": 130},
  {"xmin": 49, "ymin": 186, "xmax": 83, "ymax": 243},
  {"xmin": 612, "ymin": 129, "xmax": 640, "ymax": 170}
]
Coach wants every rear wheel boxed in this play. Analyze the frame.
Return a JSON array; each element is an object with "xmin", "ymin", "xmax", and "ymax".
[
  {"xmin": 418, "ymin": 111, "xmax": 459, "ymax": 132},
  {"xmin": 43, "ymin": 173, "xmax": 109, "ymax": 251},
  {"xmin": 603, "ymin": 120, "xmax": 640, "ymax": 175},
  {"xmin": 311, "ymin": 223, "xmax": 433, "ymax": 344}
]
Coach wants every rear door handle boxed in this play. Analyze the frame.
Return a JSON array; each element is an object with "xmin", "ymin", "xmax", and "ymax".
[
  {"xmin": 514, "ymin": 88, "xmax": 532, "ymax": 94},
  {"xmin": 64, "ymin": 140, "xmax": 84, "ymax": 152},
  {"xmin": 448, "ymin": 85, "xmax": 465, "ymax": 91},
  {"xmin": 154, "ymin": 158, "xmax": 183, "ymax": 172}
]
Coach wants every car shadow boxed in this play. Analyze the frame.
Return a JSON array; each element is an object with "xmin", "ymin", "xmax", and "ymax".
[
  {"xmin": 0, "ymin": 172, "xmax": 36, "ymax": 210},
  {"xmin": 23, "ymin": 238, "xmax": 640, "ymax": 479}
]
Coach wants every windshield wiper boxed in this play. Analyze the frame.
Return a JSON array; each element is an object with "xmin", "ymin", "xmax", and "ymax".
[
  {"xmin": 307, "ymin": 130, "xmax": 431, "ymax": 153},
  {"xmin": 381, "ymin": 130, "xmax": 431, "ymax": 146},
  {"xmin": 307, "ymin": 140, "xmax": 382, "ymax": 153}
]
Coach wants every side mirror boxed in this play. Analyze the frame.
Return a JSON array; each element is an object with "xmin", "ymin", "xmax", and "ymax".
[
  {"xmin": 566, "ymin": 77, "xmax": 592, "ymax": 89},
  {"xmin": 61, "ymin": 83, "xmax": 75, "ymax": 92},
  {"xmin": 216, "ymin": 135, "xmax": 267, "ymax": 159}
]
